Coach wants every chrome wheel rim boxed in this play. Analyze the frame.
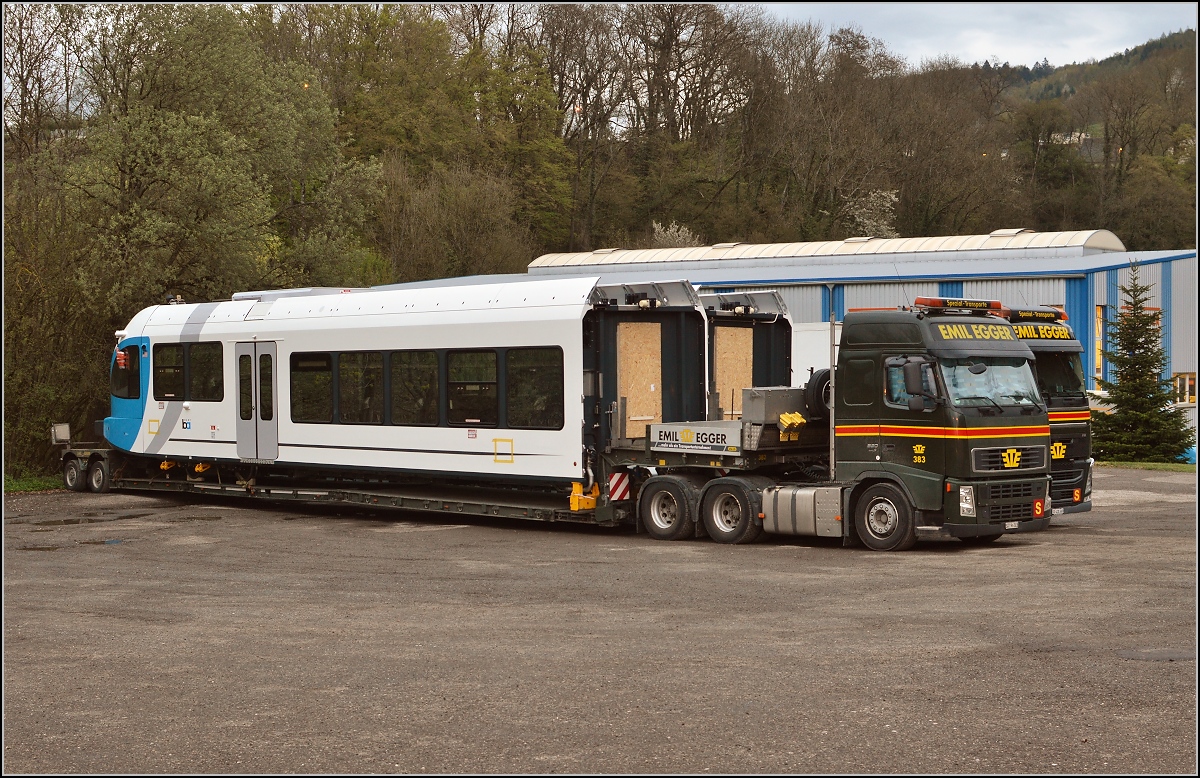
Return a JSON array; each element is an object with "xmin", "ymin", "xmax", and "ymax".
[
  {"xmin": 865, "ymin": 498, "xmax": 898, "ymax": 538},
  {"xmin": 648, "ymin": 490, "xmax": 679, "ymax": 530},
  {"xmin": 710, "ymin": 493, "xmax": 742, "ymax": 533}
]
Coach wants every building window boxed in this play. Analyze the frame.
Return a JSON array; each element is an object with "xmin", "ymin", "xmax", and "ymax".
[
  {"xmin": 1174, "ymin": 373, "xmax": 1197, "ymax": 405},
  {"xmin": 1094, "ymin": 305, "xmax": 1105, "ymax": 377}
]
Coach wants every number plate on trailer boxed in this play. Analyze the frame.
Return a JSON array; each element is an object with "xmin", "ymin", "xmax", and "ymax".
[
  {"xmin": 1005, "ymin": 521, "xmax": 1019, "ymax": 530},
  {"xmin": 1051, "ymin": 507, "xmax": 1064, "ymax": 515}
]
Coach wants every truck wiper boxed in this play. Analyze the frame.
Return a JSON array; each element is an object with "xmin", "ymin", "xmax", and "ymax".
[
  {"xmin": 1002, "ymin": 393, "xmax": 1045, "ymax": 412},
  {"xmin": 957, "ymin": 395, "xmax": 1004, "ymax": 412}
]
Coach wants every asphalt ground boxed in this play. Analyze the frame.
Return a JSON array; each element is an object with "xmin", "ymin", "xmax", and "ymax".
[{"xmin": 3, "ymin": 465, "xmax": 1196, "ymax": 775}]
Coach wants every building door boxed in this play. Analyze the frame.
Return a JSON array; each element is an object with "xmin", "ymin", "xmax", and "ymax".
[{"xmin": 235, "ymin": 342, "xmax": 278, "ymax": 462}]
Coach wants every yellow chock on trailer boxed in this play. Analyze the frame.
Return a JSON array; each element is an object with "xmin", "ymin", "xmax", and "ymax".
[
  {"xmin": 777, "ymin": 412, "xmax": 807, "ymax": 441},
  {"xmin": 570, "ymin": 482, "xmax": 600, "ymax": 511}
]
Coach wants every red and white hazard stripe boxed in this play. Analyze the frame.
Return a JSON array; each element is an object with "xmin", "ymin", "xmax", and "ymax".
[{"xmin": 608, "ymin": 472, "xmax": 632, "ymax": 501}]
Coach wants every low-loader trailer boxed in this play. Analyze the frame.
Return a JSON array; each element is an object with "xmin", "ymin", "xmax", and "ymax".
[{"xmin": 57, "ymin": 282, "xmax": 1050, "ymax": 550}]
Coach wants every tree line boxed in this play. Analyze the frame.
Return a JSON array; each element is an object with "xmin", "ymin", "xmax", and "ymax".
[{"xmin": 3, "ymin": 4, "xmax": 1196, "ymax": 474}]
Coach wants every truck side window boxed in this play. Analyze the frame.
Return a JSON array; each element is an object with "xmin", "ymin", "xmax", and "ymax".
[
  {"xmin": 840, "ymin": 359, "xmax": 876, "ymax": 406},
  {"xmin": 885, "ymin": 364, "xmax": 936, "ymax": 410}
]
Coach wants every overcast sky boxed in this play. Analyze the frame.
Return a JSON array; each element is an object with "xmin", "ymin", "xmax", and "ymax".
[{"xmin": 765, "ymin": 3, "xmax": 1197, "ymax": 69}]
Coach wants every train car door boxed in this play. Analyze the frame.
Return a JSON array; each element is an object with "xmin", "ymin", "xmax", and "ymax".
[{"xmin": 235, "ymin": 342, "xmax": 278, "ymax": 461}]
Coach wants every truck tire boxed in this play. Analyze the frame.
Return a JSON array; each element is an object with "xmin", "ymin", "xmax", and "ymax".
[
  {"xmin": 804, "ymin": 369, "xmax": 831, "ymax": 420},
  {"xmin": 701, "ymin": 481, "xmax": 763, "ymax": 544},
  {"xmin": 87, "ymin": 458, "xmax": 111, "ymax": 494},
  {"xmin": 63, "ymin": 457, "xmax": 87, "ymax": 492},
  {"xmin": 854, "ymin": 483, "xmax": 916, "ymax": 551},
  {"xmin": 638, "ymin": 478, "xmax": 695, "ymax": 541}
]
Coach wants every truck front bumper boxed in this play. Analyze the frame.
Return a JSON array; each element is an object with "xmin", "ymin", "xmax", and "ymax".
[{"xmin": 919, "ymin": 516, "xmax": 1052, "ymax": 540}]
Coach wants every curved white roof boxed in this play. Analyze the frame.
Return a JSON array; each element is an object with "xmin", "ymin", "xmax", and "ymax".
[{"xmin": 529, "ymin": 229, "xmax": 1126, "ymax": 269}]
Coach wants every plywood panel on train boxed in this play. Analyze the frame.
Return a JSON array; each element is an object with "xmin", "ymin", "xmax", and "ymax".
[{"xmin": 617, "ymin": 321, "xmax": 662, "ymax": 436}]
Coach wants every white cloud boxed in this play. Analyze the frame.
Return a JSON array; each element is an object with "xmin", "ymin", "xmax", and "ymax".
[{"xmin": 765, "ymin": 2, "xmax": 1197, "ymax": 68}]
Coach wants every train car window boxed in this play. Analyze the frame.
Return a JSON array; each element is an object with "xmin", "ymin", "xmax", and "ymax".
[
  {"xmin": 259, "ymin": 354, "xmax": 273, "ymax": 421},
  {"xmin": 291, "ymin": 352, "xmax": 333, "ymax": 423},
  {"xmin": 391, "ymin": 351, "xmax": 439, "ymax": 426},
  {"xmin": 110, "ymin": 345, "xmax": 140, "ymax": 399},
  {"xmin": 506, "ymin": 347, "xmax": 564, "ymax": 430},
  {"xmin": 153, "ymin": 344, "xmax": 184, "ymax": 400},
  {"xmin": 448, "ymin": 350, "xmax": 497, "ymax": 426},
  {"xmin": 188, "ymin": 342, "xmax": 223, "ymax": 402},
  {"xmin": 338, "ymin": 351, "xmax": 383, "ymax": 424},
  {"xmin": 239, "ymin": 355, "xmax": 253, "ymax": 421}
]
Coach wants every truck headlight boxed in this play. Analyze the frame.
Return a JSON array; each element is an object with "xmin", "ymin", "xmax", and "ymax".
[
  {"xmin": 959, "ymin": 485, "xmax": 976, "ymax": 517},
  {"xmin": 1084, "ymin": 460, "xmax": 1093, "ymax": 498}
]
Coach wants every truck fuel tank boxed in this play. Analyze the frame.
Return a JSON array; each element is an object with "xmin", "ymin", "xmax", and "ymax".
[{"xmin": 762, "ymin": 485, "xmax": 843, "ymax": 537}]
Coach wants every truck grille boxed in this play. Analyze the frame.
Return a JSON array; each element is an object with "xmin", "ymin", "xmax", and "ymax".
[
  {"xmin": 985, "ymin": 502, "xmax": 1035, "ymax": 522},
  {"xmin": 1050, "ymin": 467, "xmax": 1086, "ymax": 501},
  {"xmin": 982, "ymin": 482, "xmax": 1036, "ymax": 501},
  {"xmin": 973, "ymin": 446, "xmax": 1046, "ymax": 472}
]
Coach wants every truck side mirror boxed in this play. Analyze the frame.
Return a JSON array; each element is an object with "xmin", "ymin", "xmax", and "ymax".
[
  {"xmin": 907, "ymin": 395, "xmax": 924, "ymax": 412},
  {"xmin": 903, "ymin": 361, "xmax": 924, "ymax": 395}
]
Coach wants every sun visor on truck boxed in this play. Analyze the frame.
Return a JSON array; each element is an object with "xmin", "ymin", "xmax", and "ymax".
[
  {"xmin": 1012, "ymin": 321, "xmax": 1084, "ymax": 352},
  {"xmin": 925, "ymin": 319, "xmax": 1036, "ymax": 360}
]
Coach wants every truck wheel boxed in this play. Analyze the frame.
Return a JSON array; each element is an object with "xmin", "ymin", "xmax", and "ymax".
[
  {"xmin": 804, "ymin": 369, "xmax": 831, "ymax": 420},
  {"xmin": 86, "ymin": 458, "xmax": 111, "ymax": 494},
  {"xmin": 855, "ymin": 483, "xmax": 916, "ymax": 551},
  {"xmin": 638, "ymin": 478, "xmax": 695, "ymax": 541},
  {"xmin": 63, "ymin": 458, "xmax": 87, "ymax": 492},
  {"xmin": 701, "ymin": 482, "xmax": 763, "ymax": 544}
]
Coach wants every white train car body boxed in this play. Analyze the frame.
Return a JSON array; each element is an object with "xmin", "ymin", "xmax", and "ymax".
[{"xmin": 105, "ymin": 278, "xmax": 601, "ymax": 482}]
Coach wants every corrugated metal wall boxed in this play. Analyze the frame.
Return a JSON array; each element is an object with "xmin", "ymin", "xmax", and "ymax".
[
  {"xmin": 962, "ymin": 278, "xmax": 1067, "ymax": 307},
  {"xmin": 1118, "ymin": 262, "xmax": 1162, "ymax": 308},
  {"xmin": 1171, "ymin": 256, "xmax": 1197, "ymax": 374},
  {"xmin": 734, "ymin": 285, "xmax": 825, "ymax": 323},
  {"xmin": 844, "ymin": 282, "xmax": 939, "ymax": 310}
]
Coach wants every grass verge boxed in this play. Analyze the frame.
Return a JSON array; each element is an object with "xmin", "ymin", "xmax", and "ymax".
[
  {"xmin": 4, "ymin": 474, "xmax": 64, "ymax": 493},
  {"xmin": 1094, "ymin": 461, "xmax": 1196, "ymax": 473}
]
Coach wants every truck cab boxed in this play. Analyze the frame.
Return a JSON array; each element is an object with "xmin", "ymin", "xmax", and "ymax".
[
  {"xmin": 835, "ymin": 297, "xmax": 1052, "ymax": 548},
  {"xmin": 1004, "ymin": 305, "xmax": 1092, "ymax": 514}
]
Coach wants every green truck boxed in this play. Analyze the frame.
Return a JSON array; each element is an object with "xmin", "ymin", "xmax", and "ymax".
[{"xmin": 1003, "ymin": 305, "xmax": 1092, "ymax": 515}]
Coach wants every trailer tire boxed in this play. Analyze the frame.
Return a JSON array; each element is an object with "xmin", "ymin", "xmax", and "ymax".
[
  {"xmin": 639, "ymin": 478, "xmax": 695, "ymax": 541},
  {"xmin": 63, "ymin": 457, "xmax": 87, "ymax": 492},
  {"xmin": 805, "ymin": 369, "xmax": 831, "ymax": 420},
  {"xmin": 854, "ymin": 483, "xmax": 916, "ymax": 551},
  {"xmin": 87, "ymin": 458, "xmax": 111, "ymax": 494},
  {"xmin": 701, "ymin": 482, "xmax": 762, "ymax": 544}
]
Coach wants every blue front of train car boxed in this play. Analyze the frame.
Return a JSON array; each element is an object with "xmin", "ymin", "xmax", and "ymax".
[{"xmin": 105, "ymin": 336, "xmax": 150, "ymax": 451}]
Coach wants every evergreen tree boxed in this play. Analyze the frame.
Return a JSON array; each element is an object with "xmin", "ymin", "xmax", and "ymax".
[{"xmin": 1091, "ymin": 262, "xmax": 1195, "ymax": 461}]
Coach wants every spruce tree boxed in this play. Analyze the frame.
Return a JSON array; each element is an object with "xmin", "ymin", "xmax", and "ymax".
[{"xmin": 1091, "ymin": 262, "xmax": 1195, "ymax": 462}]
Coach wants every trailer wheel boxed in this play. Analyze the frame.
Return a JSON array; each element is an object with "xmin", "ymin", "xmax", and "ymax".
[
  {"xmin": 701, "ymin": 482, "xmax": 762, "ymax": 544},
  {"xmin": 639, "ymin": 478, "xmax": 695, "ymax": 541},
  {"xmin": 86, "ymin": 458, "xmax": 111, "ymax": 494},
  {"xmin": 63, "ymin": 458, "xmax": 87, "ymax": 492},
  {"xmin": 854, "ymin": 483, "xmax": 916, "ymax": 551},
  {"xmin": 804, "ymin": 369, "xmax": 831, "ymax": 420}
]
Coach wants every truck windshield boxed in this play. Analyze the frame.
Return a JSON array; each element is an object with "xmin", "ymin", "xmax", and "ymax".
[
  {"xmin": 939, "ymin": 357, "xmax": 1043, "ymax": 408},
  {"xmin": 1032, "ymin": 352, "xmax": 1085, "ymax": 398}
]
